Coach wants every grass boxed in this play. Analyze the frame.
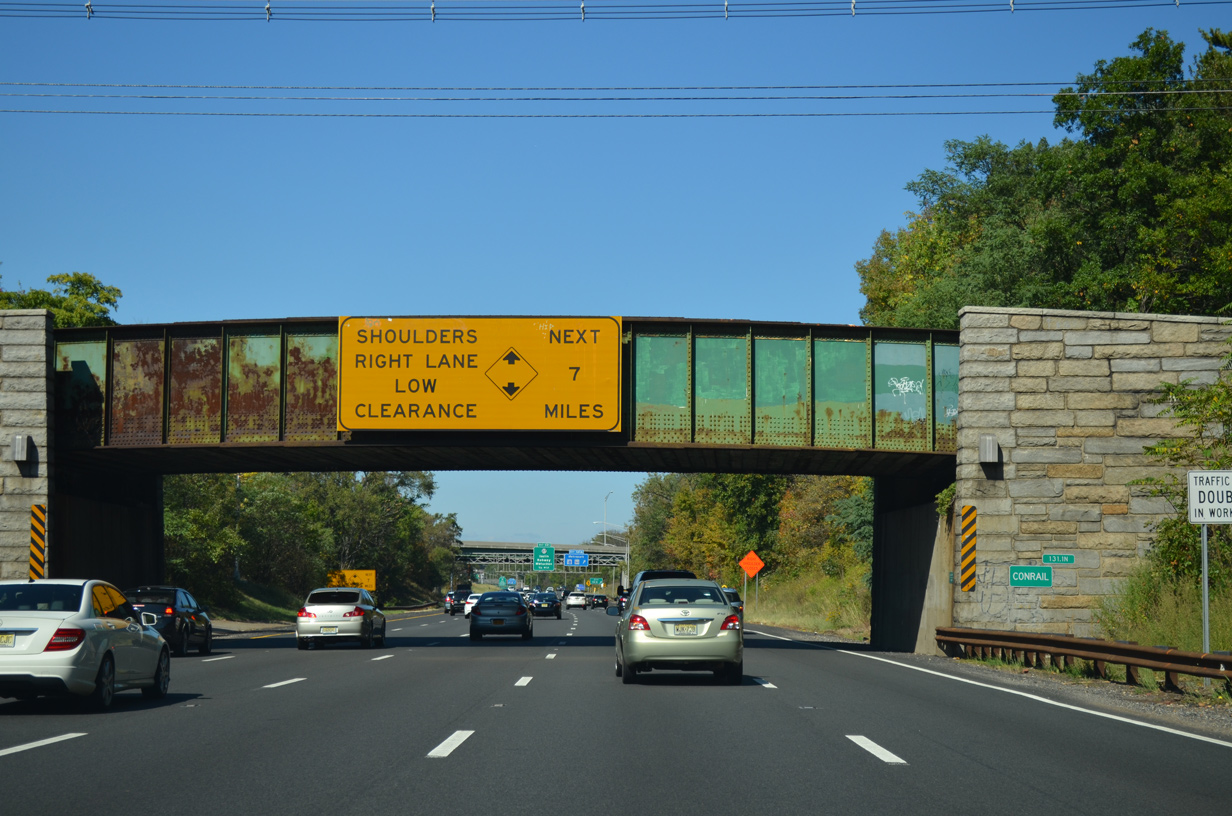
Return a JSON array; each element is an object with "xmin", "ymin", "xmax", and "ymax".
[
  {"xmin": 744, "ymin": 563, "xmax": 871, "ymax": 641},
  {"xmin": 1096, "ymin": 566, "xmax": 1232, "ymax": 653},
  {"xmin": 212, "ymin": 579, "xmax": 303, "ymax": 622}
]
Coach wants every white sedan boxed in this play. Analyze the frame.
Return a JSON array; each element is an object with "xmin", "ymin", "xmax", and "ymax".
[
  {"xmin": 0, "ymin": 579, "xmax": 171, "ymax": 709},
  {"xmin": 565, "ymin": 592, "xmax": 588, "ymax": 610},
  {"xmin": 463, "ymin": 593, "xmax": 482, "ymax": 618}
]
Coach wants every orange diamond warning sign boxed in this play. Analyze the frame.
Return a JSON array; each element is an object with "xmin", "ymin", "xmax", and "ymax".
[
  {"xmin": 739, "ymin": 550, "xmax": 764, "ymax": 578},
  {"xmin": 486, "ymin": 348, "xmax": 538, "ymax": 400}
]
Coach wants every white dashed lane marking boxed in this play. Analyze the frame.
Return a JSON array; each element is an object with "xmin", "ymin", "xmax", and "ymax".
[
  {"xmin": 372, "ymin": 655, "xmax": 393, "ymax": 661},
  {"xmin": 427, "ymin": 730, "xmax": 474, "ymax": 758},
  {"xmin": 847, "ymin": 736, "xmax": 907, "ymax": 765},
  {"xmin": 263, "ymin": 678, "xmax": 306, "ymax": 689},
  {"xmin": 753, "ymin": 678, "xmax": 777, "ymax": 689},
  {"xmin": 515, "ymin": 677, "xmax": 533, "ymax": 687},
  {"xmin": 391, "ymin": 628, "xmax": 403, "ymax": 632},
  {"xmin": 202, "ymin": 655, "xmax": 234, "ymax": 662},
  {"xmin": 0, "ymin": 733, "xmax": 87, "ymax": 758},
  {"xmin": 546, "ymin": 653, "xmax": 556, "ymax": 659}
]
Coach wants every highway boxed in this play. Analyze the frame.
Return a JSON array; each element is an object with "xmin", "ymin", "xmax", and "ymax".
[{"xmin": 2, "ymin": 607, "xmax": 1230, "ymax": 814}]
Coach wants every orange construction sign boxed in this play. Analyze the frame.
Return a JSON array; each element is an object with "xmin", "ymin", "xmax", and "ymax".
[{"xmin": 739, "ymin": 550, "xmax": 764, "ymax": 578}]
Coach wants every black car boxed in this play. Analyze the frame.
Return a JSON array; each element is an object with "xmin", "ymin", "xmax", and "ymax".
[
  {"xmin": 529, "ymin": 592, "xmax": 562, "ymax": 618},
  {"xmin": 589, "ymin": 594, "xmax": 609, "ymax": 609},
  {"xmin": 444, "ymin": 591, "xmax": 462, "ymax": 615},
  {"xmin": 126, "ymin": 585, "xmax": 213, "ymax": 656}
]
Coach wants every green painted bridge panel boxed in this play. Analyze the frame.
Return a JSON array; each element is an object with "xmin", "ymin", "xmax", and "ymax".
[
  {"xmin": 633, "ymin": 334, "xmax": 689, "ymax": 444},
  {"xmin": 754, "ymin": 338, "xmax": 809, "ymax": 447},
  {"xmin": 694, "ymin": 335, "xmax": 750, "ymax": 445},
  {"xmin": 814, "ymin": 339, "xmax": 870, "ymax": 448}
]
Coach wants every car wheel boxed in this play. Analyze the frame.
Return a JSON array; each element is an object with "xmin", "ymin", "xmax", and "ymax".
[
  {"xmin": 143, "ymin": 649, "xmax": 171, "ymax": 700},
  {"xmin": 297, "ymin": 637, "xmax": 309, "ymax": 650},
  {"xmin": 376, "ymin": 624, "xmax": 387, "ymax": 648},
  {"xmin": 556, "ymin": 611, "xmax": 561, "ymax": 620},
  {"xmin": 360, "ymin": 626, "xmax": 373, "ymax": 649},
  {"xmin": 175, "ymin": 627, "xmax": 190, "ymax": 657},
  {"xmin": 198, "ymin": 628, "xmax": 213, "ymax": 656},
  {"xmin": 469, "ymin": 630, "xmax": 482, "ymax": 641},
  {"xmin": 614, "ymin": 659, "xmax": 622, "ymax": 678},
  {"xmin": 725, "ymin": 661, "xmax": 743, "ymax": 686},
  {"xmin": 620, "ymin": 660, "xmax": 636, "ymax": 685},
  {"xmin": 522, "ymin": 624, "xmax": 533, "ymax": 640},
  {"xmin": 89, "ymin": 655, "xmax": 116, "ymax": 710}
]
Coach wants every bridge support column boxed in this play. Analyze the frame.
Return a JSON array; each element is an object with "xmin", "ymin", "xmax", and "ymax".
[
  {"xmin": 52, "ymin": 467, "xmax": 163, "ymax": 588},
  {"xmin": 871, "ymin": 473, "xmax": 953, "ymax": 653}
]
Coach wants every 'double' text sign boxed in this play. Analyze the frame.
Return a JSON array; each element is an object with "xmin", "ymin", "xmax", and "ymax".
[
  {"xmin": 338, "ymin": 316, "xmax": 622, "ymax": 431},
  {"xmin": 1188, "ymin": 470, "xmax": 1232, "ymax": 524}
]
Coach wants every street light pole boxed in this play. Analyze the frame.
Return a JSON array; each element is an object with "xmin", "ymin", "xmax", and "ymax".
[{"xmin": 604, "ymin": 491, "xmax": 612, "ymax": 551}]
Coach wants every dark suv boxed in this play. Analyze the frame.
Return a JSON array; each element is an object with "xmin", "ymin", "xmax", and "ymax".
[
  {"xmin": 631, "ymin": 569, "xmax": 696, "ymax": 586},
  {"xmin": 444, "ymin": 591, "xmax": 462, "ymax": 615}
]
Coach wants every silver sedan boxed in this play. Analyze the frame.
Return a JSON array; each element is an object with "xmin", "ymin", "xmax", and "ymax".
[
  {"xmin": 607, "ymin": 578, "xmax": 743, "ymax": 685},
  {"xmin": 0, "ymin": 579, "xmax": 171, "ymax": 709},
  {"xmin": 296, "ymin": 587, "xmax": 386, "ymax": 650}
]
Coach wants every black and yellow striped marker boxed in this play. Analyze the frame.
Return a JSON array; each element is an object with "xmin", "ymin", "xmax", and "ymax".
[
  {"xmin": 959, "ymin": 505, "xmax": 976, "ymax": 591},
  {"xmin": 29, "ymin": 504, "xmax": 47, "ymax": 579}
]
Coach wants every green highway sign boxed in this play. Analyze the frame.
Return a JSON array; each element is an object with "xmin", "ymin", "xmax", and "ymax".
[
  {"xmin": 1042, "ymin": 553, "xmax": 1075, "ymax": 565},
  {"xmin": 588, "ymin": 577, "xmax": 602, "ymax": 586},
  {"xmin": 533, "ymin": 544, "xmax": 556, "ymax": 572},
  {"xmin": 1010, "ymin": 565, "xmax": 1053, "ymax": 587}
]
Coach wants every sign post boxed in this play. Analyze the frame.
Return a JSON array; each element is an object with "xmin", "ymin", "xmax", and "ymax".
[
  {"xmin": 740, "ymin": 550, "xmax": 765, "ymax": 609},
  {"xmin": 1187, "ymin": 470, "xmax": 1232, "ymax": 684}
]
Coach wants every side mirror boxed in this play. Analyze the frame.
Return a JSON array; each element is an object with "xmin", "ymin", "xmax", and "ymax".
[
  {"xmin": 140, "ymin": 612, "xmax": 158, "ymax": 626},
  {"xmin": 605, "ymin": 606, "xmax": 621, "ymax": 617}
]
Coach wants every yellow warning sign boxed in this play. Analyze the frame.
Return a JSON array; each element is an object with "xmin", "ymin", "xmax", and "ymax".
[
  {"xmin": 337, "ymin": 316, "xmax": 622, "ymax": 432},
  {"xmin": 327, "ymin": 570, "xmax": 377, "ymax": 592}
]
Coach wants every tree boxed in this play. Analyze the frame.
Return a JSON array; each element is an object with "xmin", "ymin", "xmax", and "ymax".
[{"xmin": 0, "ymin": 271, "xmax": 122, "ymax": 327}]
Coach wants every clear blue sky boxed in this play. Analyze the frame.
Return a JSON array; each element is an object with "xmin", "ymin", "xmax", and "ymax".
[{"xmin": 1, "ymin": 3, "xmax": 1222, "ymax": 545}]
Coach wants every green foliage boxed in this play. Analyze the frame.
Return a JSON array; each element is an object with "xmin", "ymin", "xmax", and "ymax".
[
  {"xmin": 0, "ymin": 271, "xmax": 122, "ymax": 327},
  {"xmin": 745, "ymin": 562, "xmax": 871, "ymax": 640},
  {"xmin": 858, "ymin": 28, "xmax": 1232, "ymax": 328},
  {"xmin": 935, "ymin": 482, "xmax": 957, "ymax": 518},
  {"xmin": 1137, "ymin": 336, "xmax": 1232, "ymax": 589},
  {"xmin": 1097, "ymin": 559, "xmax": 1232, "ymax": 651}
]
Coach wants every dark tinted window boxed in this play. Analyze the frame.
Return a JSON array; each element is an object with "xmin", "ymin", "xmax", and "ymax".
[
  {"xmin": 637, "ymin": 585, "xmax": 724, "ymax": 605},
  {"xmin": 129, "ymin": 591, "xmax": 176, "ymax": 605},
  {"xmin": 0, "ymin": 583, "xmax": 84, "ymax": 612},
  {"xmin": 307, "ymin": 590, "xmax": 360, "ymax": 605}
]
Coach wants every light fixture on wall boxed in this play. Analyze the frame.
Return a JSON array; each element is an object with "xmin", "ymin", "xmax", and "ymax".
[
  {"xmin": 11, "ymin": 434, "xmax": 31, "ymax": 462},
  {"xmin": 978, "ymin": 434, "xmax": 1000, "ymax": 464}
]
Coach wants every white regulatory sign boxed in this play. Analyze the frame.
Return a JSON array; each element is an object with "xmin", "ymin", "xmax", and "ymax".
[{"xmin": 1188, "ymin": 470, "xmax": 1232, "ymax": 524}]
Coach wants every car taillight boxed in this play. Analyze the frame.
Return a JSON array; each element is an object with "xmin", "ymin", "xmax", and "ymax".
[
  {"xmin": 343, "ymin": 606, "xmax": 365, "ymax": 617},
  {"xmin": 628, "ymin": 615, "xmax": 650, "ymax": 631},
  {"xmin": 514, "ymin": 607, "xmax": 526, "ymax": 615},
  {"xmin": 44, "ymin": 627, "xmax": 85, "ymax": 651},
  {"xmin": 164, "ymin": 607, "xmax": 175, "ymax": 615},
  {"xmin": 297, "ymin": 607, "xmax": 315, "ymax": 618},
  {"xmin": 720, "ymin": 615, "xmax": 741, "ymax": 630}
]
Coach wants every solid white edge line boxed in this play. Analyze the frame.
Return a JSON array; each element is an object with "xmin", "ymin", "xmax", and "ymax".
[
  {"xmin": 515, "ymin": 676, "xmax": 533, "ymax": 686},
  {"xmin": 372, "ymin": 655, "xmax": 394, "ymax": 661},
  {"xmin": 747, "ymin": 629, "xmax": 793, "ymax": 641},
  {"xmin": 201, "ymin": 655, "xmax": 235, "ymax": 662},
  {"xmin": 847, "ymin": 735, "xmax": 908, "ymax": 765},
  {"xmin": 427, "ymin": 730, "xmax": 474, "ymax": 758},
  {"xmin": 262, "ymin": 678, "xmax": 306, "ymax": 689},
  {"xmin": 835, "ymin": 649, "xmax": 1232, "ymax": 750},
  {"xmin": 0, "ymin": 733, "xmax": 87, "ymax": 758}
]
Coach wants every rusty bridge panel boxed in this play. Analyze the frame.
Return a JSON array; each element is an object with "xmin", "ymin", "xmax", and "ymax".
[
  {"xmin": 873, "ymin": 340, "xmax": 929, "ymax": 452},
  {"xmin": 814, "ymin": 339, "xmax": 871, "ymax": 449},
  {"xmin": 168, "ymin": 337, "xmax": 223, "ymax": 444},
  {"xmin": 754, "ymin": 337, "xmax": 809, "ymax": 446},
  {"xmin": 694, "ymin": 335, "xmax": 750, "ymax": 445},
  {"xmin": 285, "ymin": 334, "xmax": 339, "ymax": 441},
  {"xmin": 933, "ymin": 344, "xmax": 959, "ymax": 452},
  {"xmin": 54, "ymin": 339, "xmax": 107, "ymax": 448},
  {"xmin": 633, "ymin": 334, "xmax": 690, "ymax": 443},
  {"xmin": 110, "ymin": 338, "xmax": 165, "ymax": 446},
  {"xmin": 227, "ymin": 334, "xmax": 281, "ymax": 443}
]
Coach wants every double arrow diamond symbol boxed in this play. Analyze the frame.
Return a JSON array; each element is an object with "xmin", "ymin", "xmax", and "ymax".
[{"xmin": 485, "ymin": 347, "xmax": 538, "ymax": 400}]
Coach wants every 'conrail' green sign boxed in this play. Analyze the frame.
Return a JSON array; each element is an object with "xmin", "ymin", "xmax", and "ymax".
[{"xmin": 1010, "ymin": 566, "xmax": 1052, "ymax": 587}]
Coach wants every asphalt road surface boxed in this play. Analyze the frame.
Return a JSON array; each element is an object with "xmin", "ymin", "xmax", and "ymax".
[{"xmin": 3, "ymin": 608, "xmax": 1230, "ymax": 815}]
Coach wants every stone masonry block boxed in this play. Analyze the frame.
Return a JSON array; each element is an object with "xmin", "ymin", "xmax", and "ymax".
[
  {"xmin": 1018, "ymin": 331, "xmax": 1064, "ymax": 342},
  {"xmin": 1078, "ymin": 577, "xmax": 1121, "ymax": 595},
  {"xmin": 0, "ymin": 410, "xmax": 48, "ymax": 428},
  {"xmin": 1, "ymin": 378, "xmax": 53, "ymax": 393},
  {"xmin": 1097, "ymin": 343, "xmax": 1184, "ymax": 359},
  {"xmin": 1, "ymin": 346, "xmax": 49, "ymax": 363},
  {"xmin": 1199, "ymin": 326, "xmax": 1232, "ymax": 342},
  {"xmin": 0, "ymin": 392, "xmax": 48, "ymax": 411},
  {"xmin": 1151, "ymin": 322, "xmax": 1200, "ymax": 343},
  {"xmin": 1017, "ymin": 360, "xmax": 1058, "ymax": 377},
  {"xmin": 960, "ymin": 312, "xmax": 1012, "ymax": 329},
  {"xmin": 1162, "ymin": 358, "xmax": 1224, "ymax": 371},
  {"xmin": 1056, "ymin": 359, "xmax": 1110, "ymax": 376},
  {"xmin": 1016, "ymin": 393, "xmax": 1066, "ymax": 410},
  {"xmin": 975, "ymin": 514, "xmax": 1018, "ymax": 534},
  {"xmin": 1042, "ymin": 316, "xmax": 1091, "ymax": 330},
  {"xmin": 962, "ymin": 345, "xmax": 1012, "ymax": 362},
  {"xmin": 1065, "ymin": 485, "xmax": 1129, "ymax": 503},
  {"xmin": 1009, "ymin": 315, "xmax": 1042, "ymax": 330},
  {"xmin": 1040, "ymin": 595, "xmax": 1097, "ymax": 609},
  {"xmin": 1109, "ymin": 359, "xmax": 1161, "ymax": 372},
  {"xmin": 1112, "ymin": 372, "xmax": 1177, "ymax": 391},
  {"xmin": 1104, "ymin": 466, "xmax": 1171, "ymax": 485},
  {"xmin": 1012, "ymin": 342, "xmax": 1064, "ymax": 360},
  {"xmin": 1021, "ymin": 520, "xmax": 1078, "ymax": 535},
  {"xmin": 1091, "ymin": 319, "xmax": 1151, "ymax": 331},
  {"xmin": 1116, "ymin": 417, "xmax": 1186, "ymax": 437},
  {"xmin": 965, "ymin": 328, "xmax": 1019, "ymax": 344},
  {"xmin": 1056, "ymin": 426, "xmax": 1115, "ymax": 437},
  {"xmin": 0, "ymin": 313, "xmax": 51, "ymax": 330},
  {"xmin": 1186, "ymin": 371, "xmax": 1220, "ymax": 386},
  {"xmin": 1128, "ymin": 496, "xmax": 1175, "ymax": 515},
  {"xmin": 0, "ymin": 362, "xmax": 49, "ymax": 378},
  {"xmin": 1047, "ymin": 464, "xmax": 1104, "ymax": 479},
  {"xmin": 1100, "ymin": 454, "xmax": 1152, "ymax": 468},
  {"xmin": 960, "ymin": 392, "xmax": 1015, "ymax": 411},
  {"xmin": 1011, "ymin": 409, "xmax": 1074, "ymax": 427},
  {"xmin": 1008, "ymin": 479, "xmax": 1063, "ymax": 498},
  {"xmin": 1083, "ymin": 436, "xmax": 1158, "ymax": 455},
  {"xmin": 960, "ymin": 377, "xmax": 1011, "ymax": 393},
  {"xmin": 1072, "ymin": 411, "xmax": 1115, "ymax": 426},
  {"xmin": 1184, "ymin": 342, "xmax": 1230, "ymax": 357},
  {"xmin": 1048, "ymin": 376, "xmax": 1112, "ymax": 393},
  {"xmin": 1065, "ymin": 346, "xmax": 1093, "ymax": 359},
  {"xmin": 0, "ymin": 330, "xmax": 49, "ymax": 346},
  {"xmin": 1013, "ymin": 447, "xmax": 1082, "ymax": 464},
  {"xmin": 1050, "ymin": 505, "xmax": 1102, "ymax": 522},
  {"xmin": 1011, "ymin": 378, "xmax": 1048, "ymax": 393},
  {"xmin": 1065, "ymin": 330, "xmax": 1150, "ymax": 346},
  {"xmin": 961, "ymin": 362, "xmax": 1018, "ymax": 377},
  {"xmin": 958, "ymin": 410, "xmax": 1012, "ymax": 428}
]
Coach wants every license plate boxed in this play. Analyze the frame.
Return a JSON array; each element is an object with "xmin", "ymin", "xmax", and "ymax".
[
  {"xmin": 0, "ymin": 632, "xmax": 13, "ymax": 647},
  {"xmin": 492, "ymin": 619, "xmax": 505, "ymax": 626},
  {"xmin": 674, "ymin": 624, "xmax": 698, "ymax": 636},
  {"xmin": 320, "ymin": 626, "xmax": 338, "ymax": 634}
]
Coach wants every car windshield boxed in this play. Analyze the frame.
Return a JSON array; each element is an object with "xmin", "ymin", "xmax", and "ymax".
[
  {"xmin": 723, "ymin": 590, "xmax": 742, "ymax": 602},
  {"xmin": 0, "ymin": 583, "xmax": 84, "ymax": 612},
  {"xmin": 638, "ymin": 585, "xmax": 724, "ymax": 605},
  {"xmin": 128, "ymin": 591, "xmax": 175, "ymax": 605},
  {"xmin": 307, "ymin": 590, "xmax": 360, "ymax": 605}
]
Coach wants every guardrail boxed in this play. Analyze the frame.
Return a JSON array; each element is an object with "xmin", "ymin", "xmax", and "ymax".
[{"xmin": 936, "ymin": 627, "xmax": 1232, "ymax": 692}]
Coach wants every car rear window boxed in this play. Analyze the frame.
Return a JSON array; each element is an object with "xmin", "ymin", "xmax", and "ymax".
[
  {"xmin": 638, "ymin": 585, "xmax": 724, "ymax": 605},
  {"xmin": 128, "ymin": 591, "xmax": 176, "ymax": 605},
  {"xmin": 0, "ymin": 584, "xmax": 84, "ymax": 612},
  {"xmin": 479, "ymin": 592, "xmax": 520, "ymax": 603},
  {"xmin": 307, "ymin": 590, "xmax": 360, "ymax": 605}
]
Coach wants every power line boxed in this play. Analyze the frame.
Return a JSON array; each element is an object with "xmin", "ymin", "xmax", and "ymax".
[{"xmin": 2, "ymin": 0, "xmax": 1228, "ymax": 22}]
